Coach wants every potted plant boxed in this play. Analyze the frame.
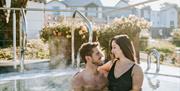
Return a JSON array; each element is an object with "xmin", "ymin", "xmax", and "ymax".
[{"xmin": 40, "ymin": 22, "xmax": 98, "ymax": 68}]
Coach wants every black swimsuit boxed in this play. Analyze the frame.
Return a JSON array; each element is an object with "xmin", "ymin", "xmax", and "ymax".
[{"xmin": 108, "ymin": 61, "xmax": 135, "ymax": 91}]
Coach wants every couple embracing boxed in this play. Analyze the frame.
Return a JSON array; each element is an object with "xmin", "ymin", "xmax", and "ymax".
[{"xmin": 72, "ymin": 34, "xmax": 144, "ymax": 91}]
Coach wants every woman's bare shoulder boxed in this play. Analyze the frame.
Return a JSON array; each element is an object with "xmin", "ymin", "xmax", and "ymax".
[
  {"xmin": 134, "ymin": 64, "xmax": 142, "ymax": 70},
  {"xmin": 132, "ymin": 64, "xmax": 143, "ymax": 75}
]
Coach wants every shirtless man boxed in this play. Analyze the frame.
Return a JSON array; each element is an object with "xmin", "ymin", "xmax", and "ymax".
[{"xmin": 72, "ymin": 42, "xmax": 108, "ymax": 91}]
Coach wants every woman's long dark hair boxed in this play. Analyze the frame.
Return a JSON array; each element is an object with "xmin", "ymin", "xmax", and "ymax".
[{"xmin": 110, "ymin": 34, "xmax": 136, "ymax": 62}]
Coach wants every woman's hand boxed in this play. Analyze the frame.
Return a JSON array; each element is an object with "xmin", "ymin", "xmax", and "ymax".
[{"xmin": 98, "ymin": 61, "xmax": 113, "ymax": 77}]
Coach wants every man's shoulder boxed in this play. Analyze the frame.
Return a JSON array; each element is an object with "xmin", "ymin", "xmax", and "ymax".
[
  {"xmin": 73, "ymin": 71, "xmax": 81, "ymax": 77},
  {"xmin": 72, "ymin": 70, "xmax": 85, "ymax": 85},
  {"xmin": 73, "ymin": 71, "xmax": 82, "ymax": 79},
  {"xmin": 72, "ymin": 71, "xmax": 85, "ymax": 91}
]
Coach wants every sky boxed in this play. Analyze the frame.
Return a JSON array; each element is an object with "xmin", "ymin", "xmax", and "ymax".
[{"xmin": 101, "ymin": 0, "xmax": 180, "ymax": 10}]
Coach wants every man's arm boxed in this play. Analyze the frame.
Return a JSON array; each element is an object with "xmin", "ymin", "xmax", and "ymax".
[{"xmin": 72, "ymin": 73, "xmax": 84, "ymax": 91}]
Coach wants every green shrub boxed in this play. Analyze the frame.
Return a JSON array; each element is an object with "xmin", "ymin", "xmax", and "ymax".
[
  {"xmin": 36, "ymin": 49, "xmax": 49, "ymax": 59},
  {"xmin": 0, "ymin": 48, "xmax": 13, "ymax": 60},
  {"xmin": 40, "ymin": 22, "xmax": 98, "ymax": 58},
  {"xmin": 145, "ymin": 40, "xmax": 175, "ymax": 54},
  {"xmin": 98, "ymin": 15, "xmax": 151, "ymax": 59},
  {"xmin": 172, "ymin": 30, "xmax": 180, "ymax": 47},
  {"xmin": 40, "ymin": 23, "xmax": 71, "ymax": 43},
  {"xmin": 0, "ymin": 39, "xmax": 50, "ymax": 60},
  {"xmin": 25, "ymin": 39, "xmax": 49, "ymax": 59},
  {"xmin": 140, "ymin": 36, "xmax": 149, "ymax": 51}
]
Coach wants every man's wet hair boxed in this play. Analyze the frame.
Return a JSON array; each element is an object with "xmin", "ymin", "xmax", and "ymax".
[{"xmin": 79, "ymin": 42, "xmax": 99, "ymax": 63}]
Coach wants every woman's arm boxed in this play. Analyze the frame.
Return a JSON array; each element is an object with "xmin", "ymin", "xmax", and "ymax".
[
  {"xmin": 98, "ymin": 61, "xmax": 113, "ymax": 77},
  {"xmin": 131, "ymin": 64, "xmax": 144, "ymax": 91}
]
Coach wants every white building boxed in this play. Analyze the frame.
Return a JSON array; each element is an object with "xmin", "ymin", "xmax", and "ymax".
[
  {"xmin": 26, "ymin": 0, "xmax": 105, "ymax": 39},
  {"xmin": 104, "ymin": 0, "xmax": 131, "ymax": 18},
  {"xmin": 159, "ymin": 4, "xmax": 178, "ymax": 28},
  {"xmin": 140, "ymin": 3, "xmax": 178, "ymax": 28},
  {"xmin": 26, "ymin": 0, "xmax": 45, "ymax": 39},
  {"xmin": 150, "ymin": 11, "xmax": 161, "ymax": 27},
  {"xmin": 26, "ymin": 0, "xmax": 179, "ymax": 39},
  {"xmin": 45, "ymin": 0, "xmax": 103, "ymax": 18}
]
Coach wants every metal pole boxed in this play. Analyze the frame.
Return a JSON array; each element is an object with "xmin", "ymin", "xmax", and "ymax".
[
  {"xmin": 19, "ymin": 16, "xmax": 23, "ymax": 72},
  {"xmin": 146, "ymin": 49, "xmax": 160, "ymax": 73},
  {"xmin": 71, "ymin": 28, "xmax": 75, "ymax": 67},
  {"xmin": 155, "ymin": 49, "xmax": 160, "ymax": 73},
  {"xmin": 146, "ymin": 54, "xmax": 151, "ymax": 72},
  {"xmin": 72, "ymin": 10, "xmax": 93, "ymax": 67},
  {"xmin": 73, "ymin": 10, "xmax": 93, "ymax": 42},
  {"xmin": 107, "ymin": 16, "xmax": 110, "ymax": 24},
  {"xmin": 14, "ymin": 80, "xmax": 17, "ymax": 91},
  {"xmin": 0, "ymin": 7, "xmax": 79, "ymax": 12},
  {"xmin": 13, "ymin": 10, "xmax": 17, "ymax": 69},
  {"xmin": 19, "ymin": 8, "xmax": 27, "ymax": 72}
]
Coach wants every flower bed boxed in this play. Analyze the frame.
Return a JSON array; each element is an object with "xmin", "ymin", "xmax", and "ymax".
[{"xmin": 98, "ymin": 15, "xmax": 151, "ymax": 62}]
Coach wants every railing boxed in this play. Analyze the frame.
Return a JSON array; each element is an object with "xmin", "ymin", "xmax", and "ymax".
[
  {"xmin": 0, "ymin": 7, "xmax": 28, "ymax": 72},
  {"xmin": 72, "ymin": 10, "xmax": 93, "ymax": 67},
  {"xmin": 145, "ymin": 49, "xmax": 161, "ymax": 89},
  {"xmin": 13, "ymin": 9, "xmax": 17, "ymax": 69},
  {"xmin": 0, "ymin": 8, "xmax": 94, "ymax": 71},
  {"xmin": 19, "ymin": 8, "xmax": 27, "ymax": 72},
  {"xmin": 72, "ymin": 10, "xmax": 93, "ymax": 42},
  {"xmin": 146, "ymin": 49, "xmax": 160, "ymax": 73}
]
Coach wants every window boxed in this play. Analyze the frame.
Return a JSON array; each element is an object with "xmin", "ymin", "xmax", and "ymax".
[
  {"xmin": 52, "ymin": 6, "xmax": 60, "ymax": 16},
  {"xmin": 145, "ymin": 18, "xmax": 150, "ymax": 21},
  {"xmin": 170, "ymin": 21, "xmax": 174, "ymax": 28},
  {"xmin": 87, "ymin": 7, "xmax": 97, "ymax": 17}
]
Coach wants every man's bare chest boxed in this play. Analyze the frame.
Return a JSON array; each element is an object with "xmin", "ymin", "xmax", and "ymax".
[{"xmin": 83, "ymin": 74, "xmax": 107, "ymax": 90}]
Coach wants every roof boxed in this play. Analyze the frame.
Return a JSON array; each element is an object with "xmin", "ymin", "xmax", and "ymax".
[
  {"xmin": 115, "ymin": 0, "xmax": 129, "ymax": 6},
  {"xmin": 46, "ymin": 0, "xmax": 68, "ymax": 6},
  {"xmin": 160, "ymin": 3, "xmax": 178, "ymax": 11},
  {"xmin": 63, "ymin": 0, "xmax": 103, "ymax": 7},
  {"xmin": 141, "ymin": 6, "xmax": 152, "ymax": 10}
]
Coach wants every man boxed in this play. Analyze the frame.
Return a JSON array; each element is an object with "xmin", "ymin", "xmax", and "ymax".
[{"xmin": 72, "ymin": 42, "xmax": 108, "ymax": 91}]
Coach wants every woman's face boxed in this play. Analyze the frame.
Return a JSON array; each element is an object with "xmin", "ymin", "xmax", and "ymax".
[{"xmin": 111, "ymin": 40, "xmax": 123, "ymax": 59}]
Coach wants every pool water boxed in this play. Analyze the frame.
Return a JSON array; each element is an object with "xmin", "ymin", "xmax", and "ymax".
[
  {"xmin": 143, "ymin": 74, "xmax": 180, "ymax": 91},
  {"xmin": 0, "ymin": 75, "xmax": 72, "ymax": 91},
  {"xmin": 0, "ymin": 61, "xmax": 180, "ymax": 91},
  {"xmin": 0, "ymin": 69, "xmax": 77, "ymax": 91}
]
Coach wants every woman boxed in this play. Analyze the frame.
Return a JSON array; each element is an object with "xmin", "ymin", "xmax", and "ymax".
[{"xmin": 99, "ymin": 34, "xmax": 143, "ymax": 91}]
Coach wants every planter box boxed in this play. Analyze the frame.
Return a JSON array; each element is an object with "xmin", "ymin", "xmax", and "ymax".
[{"xmin": 48, "ymin": 36, "xmax": 71, "ymax": 69}]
